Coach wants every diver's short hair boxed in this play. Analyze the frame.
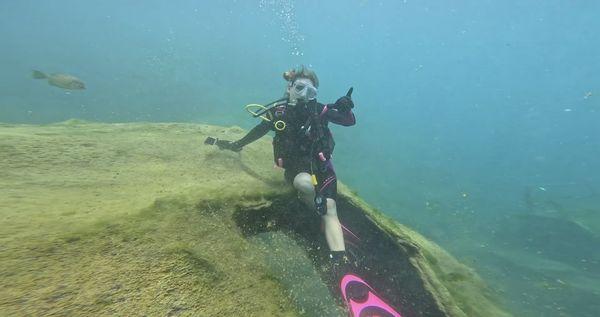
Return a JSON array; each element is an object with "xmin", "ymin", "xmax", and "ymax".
[{"xmin": 283, "ymin": 65, "xmax": 319, "ymax": 88}]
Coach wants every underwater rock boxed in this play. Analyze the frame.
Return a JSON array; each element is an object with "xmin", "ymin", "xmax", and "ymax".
[{"xmin": 0, "ymin": 120, "xmax": 510, "ymax": 317}]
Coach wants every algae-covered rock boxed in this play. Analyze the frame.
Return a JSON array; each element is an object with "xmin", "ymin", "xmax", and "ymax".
[
  {"xmin": 0, "ymin": 121, "xmax": 510, "ymax": 316},
  {"xmin": 337, "ymin": 184, "xmax": 512, "ymax": 317}
]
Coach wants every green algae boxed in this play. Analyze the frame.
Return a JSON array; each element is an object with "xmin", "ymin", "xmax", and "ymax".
[
  {"xmin": 0, "ymin": 121, "xmax": 294, "ymax": 316},
  {"xmin": 0, "ymin": 120, "xmax": 510, "ymax": 316}
]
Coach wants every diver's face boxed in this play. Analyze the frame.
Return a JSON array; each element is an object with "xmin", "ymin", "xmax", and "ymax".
[{"xmin": 287, "ymin": 78, "xmax": 317, "ymax": 105}]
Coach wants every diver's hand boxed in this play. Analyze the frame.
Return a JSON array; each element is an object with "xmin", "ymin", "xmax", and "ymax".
[
  {"xmin": 332, "ymin": 87, "xmax": 354, "ymax": 112},
  {"xmin": 216, "ymin": 140, "xmax": 243, "ymax": 152},
  {"xmin": 333, "ymin": 95, "xmax": 354, "ymax": 112}
]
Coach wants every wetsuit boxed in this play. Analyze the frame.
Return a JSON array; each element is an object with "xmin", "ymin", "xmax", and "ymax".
[{"xmin": 235, "ymin": 99, "xmax": 355, "ymax": 200}]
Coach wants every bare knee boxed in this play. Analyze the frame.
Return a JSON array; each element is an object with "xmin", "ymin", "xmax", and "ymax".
[{"xmin": 293, "ymin": 173, "xmax": 314, "ymax": 195}]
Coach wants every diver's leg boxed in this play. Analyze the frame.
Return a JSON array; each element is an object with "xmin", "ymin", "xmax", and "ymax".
[
  {"xmin": 293, "ymin": 172, "xmax": 345, "ymax": 251},
  {"xmin": 324, "ymin": 198, "xmax": 350, "ymax": 290},
  {"xmin": 293, "ymin": 172, "xmax": 315, "ymax": 209},
  {"xmin": 322, "ymin": 198, "xmax": 345, "ymax": 251}
]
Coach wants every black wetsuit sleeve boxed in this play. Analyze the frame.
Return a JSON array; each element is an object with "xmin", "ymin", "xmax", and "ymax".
[
  {"xmin": 325, "ymin": 105, "xmax": 356, "ymax": 126},
  {"xmin": 235, "ymin": 120, "xmax": 271, "ymax": 147}
]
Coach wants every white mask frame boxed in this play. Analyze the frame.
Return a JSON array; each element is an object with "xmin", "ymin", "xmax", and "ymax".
[{"xmin": 288, "ymin": 78, "xmax": 317, "ymax": 105}]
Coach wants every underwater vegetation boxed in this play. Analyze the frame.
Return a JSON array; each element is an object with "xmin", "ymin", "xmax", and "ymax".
[
  {"xmin": 0, "ymin": 121, "xmax": 511, "ymax": 316},
  {"xmin": 0, "ymin": 121, "xmax": 295, "ymax": 316}
]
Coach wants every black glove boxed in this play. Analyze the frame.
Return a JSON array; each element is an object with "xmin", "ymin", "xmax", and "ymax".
[
  {"xmin": 216, "ymin": 140, "xmax": 242, "ymax": 152},
  {"xmin": 333, "ymin": 95, "xmax": 354, "ymax": 113},
  {"xmin": 330, "ymin": 87, "xmax": 355, "ymax": 112}
]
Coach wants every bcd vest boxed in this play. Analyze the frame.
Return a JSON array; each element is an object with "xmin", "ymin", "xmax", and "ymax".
[{"xmin": 270, "ymin": 101, "xmax": 335, "ymax": 168}]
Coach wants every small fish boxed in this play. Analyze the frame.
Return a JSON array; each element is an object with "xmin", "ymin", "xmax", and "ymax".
[
  {"xmin": 32, "ymin": 70, "xmax": 85, "ymax": 90},
  {"xmin": 583, "ymin": 91, "xmax": 592, "ymax": 99}
]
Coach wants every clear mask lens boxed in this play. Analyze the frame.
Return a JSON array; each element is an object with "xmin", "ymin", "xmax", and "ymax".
[
  {"xmin": 294, "ymin": 83, "xmax": 306, "ymax": 92},
  {"xmin": 291, "ymin": 80, "xmax": 317, "ymax": 101}
]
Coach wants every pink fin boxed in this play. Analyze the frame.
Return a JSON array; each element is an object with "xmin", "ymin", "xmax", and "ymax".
[{"xmin": 340, "ymin": 274, "xmax": 401, "ymax": 317}]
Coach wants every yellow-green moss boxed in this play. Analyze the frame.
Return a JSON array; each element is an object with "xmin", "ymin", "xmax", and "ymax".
[{"xmin": 0, "ymin": 121, "xmax": 294, "ymax": 316}]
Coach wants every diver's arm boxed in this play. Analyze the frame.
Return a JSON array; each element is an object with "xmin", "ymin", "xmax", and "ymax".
[
  {"xmin": 325, "ymin": 106, "xmax": 356, "ymax": 126},
  {"xmin": 233, "ymin": 120, "xmax": 272, "ymax": 148},
  {"xmin": 217, "ymin": 119, "xmax": 271, "ymax": 152},
  {"xmin": 324, "ymin": 92, "xmax": 356, "ymax": 126}
]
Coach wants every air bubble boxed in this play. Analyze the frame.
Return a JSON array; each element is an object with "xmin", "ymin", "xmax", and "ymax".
[{"xmin": 259, "ymin": 0, "xmax": 305, "ymax": 56}]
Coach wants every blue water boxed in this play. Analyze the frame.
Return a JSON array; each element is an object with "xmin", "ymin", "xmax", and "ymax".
[{"xmin": 2, "ymin": 1, "xmax": 599, "ymax": 316}]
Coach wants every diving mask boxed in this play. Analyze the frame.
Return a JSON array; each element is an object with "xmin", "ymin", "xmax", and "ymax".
[{"xmin": 289, "ymin": 78, "xmax": 317, "ymax": 105}]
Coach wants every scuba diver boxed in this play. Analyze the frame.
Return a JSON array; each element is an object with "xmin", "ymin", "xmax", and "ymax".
[{"xmin": 216, "ymin": 66, "xmax": 356, "ymax": 271}]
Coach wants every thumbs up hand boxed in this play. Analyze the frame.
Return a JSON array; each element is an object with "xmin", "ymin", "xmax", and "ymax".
[{"xmin": 332, "ymin": 87, "xmax": 354, "ymax": 112}]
